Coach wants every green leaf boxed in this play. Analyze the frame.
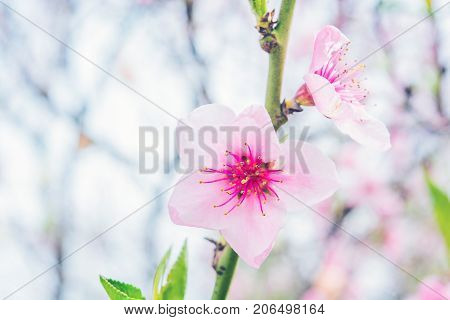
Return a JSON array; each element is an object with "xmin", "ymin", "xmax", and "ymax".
[
  {"xmin": 249, "ymin": 0, "xmax": 267, "ymax": 18},
  {"xmin": 425, "ymin": 0, "xmax": 433, "ymax": 14},
  {"xmin": 99, "ymin": 276, "xmax": 145, "ymax": 300},
  {"xmin": 152, "ymin": 247, "xmax": 172, "ymax": 300},
  {"xmin": 161, "ymin": 240, "xmax": 188, "ymax": 300},
  {"xmin": 426, "ymin": 174, "xmax": 450, "ymax": 259}
]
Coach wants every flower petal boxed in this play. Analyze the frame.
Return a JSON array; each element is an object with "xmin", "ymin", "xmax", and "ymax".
[
  {"xmin": 221, "ymin": 199, "xmax": 286, "ymax": 268},
  {"xmin": 168, "ymin": 171, "xmax": 236, "ymax": 230},
  {"xmin": 230, "ymin": 106, "xmax": 281, "ymax": 163},
  {"xmin": 310, "ymin": 25, "xmax": 350, "ymax": 73},
  {"xmin": 334, "ymin": 107, "xmax": 391, "ymax": 151},
  {"xmin": 304, "ymin": 73, "xmax": 345, "ymax": 119},
  {"xmin": 185, "ymin": 103, "xmax": 236, "ymax": 127},
  {"xmin": 239, "ymin": 105, "xmax": 273, "ymax": 129},
  {"xmin": 276, "ymin": 141, "xmax": 340, "ymax": 206},
  {"xmin": 177, "ymin": 104, "xmax": 236, "ymax": 170}
]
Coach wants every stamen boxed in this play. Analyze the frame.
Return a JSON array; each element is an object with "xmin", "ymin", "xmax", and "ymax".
[
  {"xmin": 266, "ymin": 185, "xmax": 280, "ymax": 200},
  {"xmin": 225, "ymin": 150, "xmax": 241, "ymax": 161},
  {"xmin": 246, "ymin": 143, "xmax": 253, "ymax": 161},
  {"xmin": 199, "ymin": 177, "xmax": 229, "ymax": 184},
  {"xmin": 261, "ymin": 177, "xmax": 283, "ymax": 183},
  {"xmin": 316, "ymin": 41, "xmax": 368, "ymax": 105},
  {"xmin": 199, "ymin": 144, "xmax": 285, "ymax": 217},
  {"xmin": 213, "ymin": 191, "xmax": 239, "ymax": 208},
  {"xmin": 256, "ymin": 190, "xmax": 266, "ymax": 216}
]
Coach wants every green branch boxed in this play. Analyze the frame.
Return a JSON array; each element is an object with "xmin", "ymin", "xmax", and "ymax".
[
  {"xmin": 211, "ymin": 241, "xmax": 239, "ymax": 300},
  {"xmin": 265, "ymin": 0, "xmax": 296, "ymax": 130}
]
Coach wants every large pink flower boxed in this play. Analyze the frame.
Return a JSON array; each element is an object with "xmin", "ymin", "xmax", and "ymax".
[
  {"xmin": 295, "ymin": 25, "xmax": 391, "ymax": 151},
  {"xmin": 169, "ymin": 104, "xmax": 339, "ymax": 268}
]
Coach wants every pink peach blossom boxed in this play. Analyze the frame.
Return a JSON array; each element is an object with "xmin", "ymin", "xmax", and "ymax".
[
  {"xmin": 296, "ymin": 25, "xmax": 391, "ymax": 151},
  {"xmin": 169, "ymin": 104, "xmax": 339, "ymax": 268}
]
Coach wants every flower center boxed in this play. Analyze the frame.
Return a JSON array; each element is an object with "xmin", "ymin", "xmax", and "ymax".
[
  {"xmin": 315, "ymin": 42, "xmax": 368, "ymax": 104},
  {"xmin": 199, "ymin": 143, "xmax": 283, "ymax": 216}
]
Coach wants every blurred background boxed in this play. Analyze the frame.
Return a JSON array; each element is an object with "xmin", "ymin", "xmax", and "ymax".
[{"xmin": 0, "ymin": 0, "xmax": 449, "ymax": 299}]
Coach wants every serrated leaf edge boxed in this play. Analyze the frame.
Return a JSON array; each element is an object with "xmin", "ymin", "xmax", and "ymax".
[
  {"xmin": 99, "ymin": 275, "xmax": 145, "ymax": 300},
  {"xmin": 160, "ymin": 240, "xmax": 188, "ymax": 300}
]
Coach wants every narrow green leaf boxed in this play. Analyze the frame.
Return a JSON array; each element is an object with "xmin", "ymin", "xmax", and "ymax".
[
  {"xmin": 153, "ymin": 248, "xmax": 172, "ymax": 300},
  {"xmin": 426, "ymin": 174, "xmax": 450, "ymax": 259},
  {"xmin": 161, "ymin": 240, "xmax": 188, "ymax": 300},
  {"xmin": 99, "ymin": 275, "xmax": 145, "ymax": 300}
]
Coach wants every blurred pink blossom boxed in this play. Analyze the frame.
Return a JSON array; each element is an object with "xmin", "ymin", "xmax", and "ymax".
[
  {"xmin": 410, "ymin": 277, "xmax": 450, "ymax": 300},
  {"xmin": 337, "ymin": 145, "xmax": 402, "ymax": 217},
  {"xmin": 302, "ymin": 236, "xmax": 355, "ymax": 299}
]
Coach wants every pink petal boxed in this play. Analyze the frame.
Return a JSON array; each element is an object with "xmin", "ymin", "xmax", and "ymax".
[
  {"xmin": 221, "ymin": 199, "xmax": 286, "ymax": 268},
  {"xmin": 310, "ymin": 25, "xmax": 350, "ymax": 73},
  {"xmin": 186, "ymin": 103, "xmax": 236, "ymax": 126},
  {"xmin": 177, "ymin": 104, "xmax": 236, "ymax": 170},
  {"xmin": 230, "ymin": 106, "xmax": 281, "ymax": 163},
  {"xmin": 334, "ymin": 107, "xmax": 391, "ymax": 151},
  {"xmin": 239, "ymin": 104, "xmax": 273, "ymax": 129},
  {"xmin": 168, "ymin": 171, "xmax": 236, "ymax": 230},
  {"xmin": 304, "ymin": 73, "xmax": 345, "ymax": 119},
  {"xmin": 276, "ymin": 141, "xmax": 340, "ymax": 206}
]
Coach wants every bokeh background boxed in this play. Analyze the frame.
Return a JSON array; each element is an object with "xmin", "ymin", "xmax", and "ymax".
[{"xmin": 0, "ymin": 0, "xmax": 449, "ymax": 299}]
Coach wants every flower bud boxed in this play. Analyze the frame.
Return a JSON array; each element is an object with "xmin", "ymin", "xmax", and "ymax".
[
  {"xmin": 294, "ymin": 83, "xmax": 315, "ymax": 106},
  {"xmin": 259, "ymin": 34, "xmax": 278, "ymax": 53}
]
